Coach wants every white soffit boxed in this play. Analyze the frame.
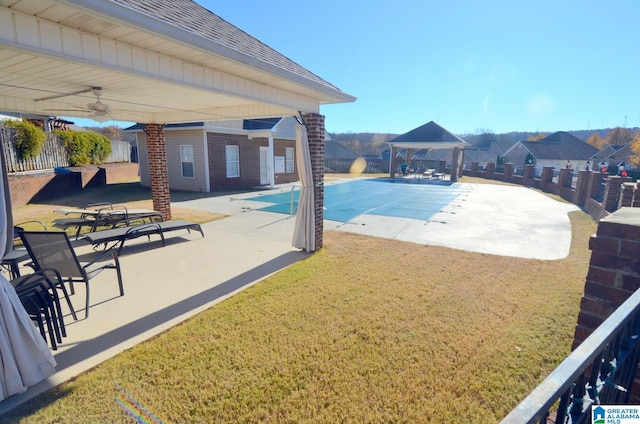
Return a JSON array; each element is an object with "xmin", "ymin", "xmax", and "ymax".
[{"xmin": 0, "ymin": 0, "xmax": 355, "ymax": 124}]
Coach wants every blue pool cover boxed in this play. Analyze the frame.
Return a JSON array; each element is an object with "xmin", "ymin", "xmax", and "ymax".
[{"xmin": 246, "ymin": 179, "xmax": 466, "ymax": 222}]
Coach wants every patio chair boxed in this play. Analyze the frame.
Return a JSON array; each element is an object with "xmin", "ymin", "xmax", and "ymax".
[
  {"xmin": 51, "ymin": 202, "xmax": 113, "ymax": 239},
  {"xmin": 83, "ymin": 220, "xmax": 204, "ymax": 256},
  {"xmin": 12, "ymin": 269, "xmax": 73, "ymax": 350},
  {"xmin": 1, "ymin": 220, "xmax": 47, "ymax": 279},
  {"xmin": 19, "ymin": 231, "xmax": 124, "ymax": 319}
]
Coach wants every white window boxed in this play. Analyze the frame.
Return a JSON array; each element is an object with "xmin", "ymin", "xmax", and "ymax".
[
  {"xmin": 226, "ymin": 145, "xmax": 240, "ymax": 178},
  {"xmin": 180, "ymin": 145, "xmax": 194, "ymax": 178},
  {"xmin": 285, "ymin": 147, "xmax": 294, "ymax": 173}
]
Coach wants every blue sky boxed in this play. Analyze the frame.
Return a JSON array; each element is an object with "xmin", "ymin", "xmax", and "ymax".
[{"xmin": 73, "ymin": 1, "xmax": 640, "ymax": 136}]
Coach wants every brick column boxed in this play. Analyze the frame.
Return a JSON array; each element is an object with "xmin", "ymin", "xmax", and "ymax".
[
  {"xmin": 574, "ymin": 170, "xmax": 590, "ymax": 207},
  {"xmin": 504, "ymin": 163, "xmax": 514, "ymax": 182},
  {"xmin": 486, "ymin": 161, "xmax": 496, "ymax": 175},
  {"xmin": 523, "ymin": 164, "xmax": 535, "ymax": 186},
  {"xmin": 571, "ymin": 208, "xmax": 640, "ymax": 400},
  {"xmin": 603, "ymin": 176, "xmax": 624, "ymax": 212},
  {"xmin": 620, "ymin": 182, "xmax": 636, "ymax": 208},
  {"xmin": 586, "ymin": 172, "xmax": 602, "ymax": 201},
  {"xmin": 558, "ymin": 168, "xmax": 572, "ymax": 188},
  {"xmin": 145, "ymin": 123, "xmax": 171, "ymax": 221},
  {"xmin": 471, "ymin": 161, "xmax": 479, "ymax": 176},
  {"xmin": 541, "ymin": 166, "xmax": 554, "ymax": 183},
  {"xmin": 303, "ymin": 113, "xmax": 325, "ymax": 251}
]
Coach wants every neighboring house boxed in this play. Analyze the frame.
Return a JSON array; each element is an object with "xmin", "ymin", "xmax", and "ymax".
[
  {"xmin": 126, "ymin": 117, "xmax": 300, "ymax": 192},
  {"xmin": 324, "ymin": 140, "xmax": 368, "ymax": 173},
  {"xmin": 502, "ymin": 131, "xmax": 599, "ymax": 175},
  {"xmin": 590, "ymin": 143, "xmax": 634, "ymax": 171},
  {"xmin": 463, "ymin": 138, "xmax": 518, "ymax": 170},
  {"xmin": 325, "ymin": 140, "xmax": 362, "ymax": 160}
]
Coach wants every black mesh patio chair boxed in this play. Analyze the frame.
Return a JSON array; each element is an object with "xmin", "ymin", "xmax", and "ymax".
[
  {"xmin": 1, "ymin": 220, "xmax": 47, "ymax": 279},
  {"xmin": 19, "ymin": 231, "xmax": 124, "ymax": 319},
  {"xmin": 12, "ymin": 269, "xmax": 73, "ymax": 350}
]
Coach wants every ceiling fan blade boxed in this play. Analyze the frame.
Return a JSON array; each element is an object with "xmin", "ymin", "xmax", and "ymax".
[{"xmin": 35, "ymin": 87, "xmax": 94, "ymax": 102}]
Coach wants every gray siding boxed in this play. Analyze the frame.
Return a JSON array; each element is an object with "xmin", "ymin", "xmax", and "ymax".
[
  {"xmin": 136, "ymin": 129, "xmax": 207, "ymax": 191},
  {"xmin": 165, "ymin": 129, "xmax": 208, "ymax": 192},
  {"xmin": 137, "ymin": 133, "xmax": 150, "ymax": 187},
  {"xmin": 272, "ymin": 116, "xmax": 297, "ymax": 140}
]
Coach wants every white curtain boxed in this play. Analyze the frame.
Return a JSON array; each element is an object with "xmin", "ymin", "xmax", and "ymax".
[
  {"xmin": 0, "ymin": 143, "xmax": 56, "ymax": 400},
  {"xmin": 292, "ymin": 125, "xmax": 315, "ymax": 252}
]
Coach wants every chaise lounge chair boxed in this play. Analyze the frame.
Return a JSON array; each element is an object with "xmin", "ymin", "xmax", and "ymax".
[{"xmin": 82, "ymin": 220, "xmax": 204, "ymax": 255}]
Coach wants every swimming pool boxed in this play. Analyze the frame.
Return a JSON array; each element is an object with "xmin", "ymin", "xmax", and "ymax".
[{"xmin": 246, "ymin": 179, "xmax": 466, "ymax": 222}]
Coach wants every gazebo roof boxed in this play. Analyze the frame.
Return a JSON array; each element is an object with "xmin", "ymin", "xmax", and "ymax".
[{"xmin": 387, "ymin": 121, "xmax": 470, "ymax": 149}]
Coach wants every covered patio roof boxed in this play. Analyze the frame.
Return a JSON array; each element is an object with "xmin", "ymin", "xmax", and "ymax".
[{"xmin": 0, "ymin": 0, "xmax": 355, "ymax": 124}]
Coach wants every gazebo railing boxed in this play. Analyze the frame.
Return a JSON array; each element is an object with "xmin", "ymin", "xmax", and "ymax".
[{"xmin": 501, "ymin": 288, "xmax": 640, "ymax": 423}]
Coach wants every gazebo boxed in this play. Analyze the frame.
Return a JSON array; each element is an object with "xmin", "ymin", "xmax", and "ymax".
[{"xmin": 387, "ymin": 121, "xmax": 470, "ymax": 180}]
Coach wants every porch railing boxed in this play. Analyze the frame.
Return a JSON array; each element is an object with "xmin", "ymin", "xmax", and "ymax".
[{"xmin": 501, "ymin": 288, "xmax": 640, "ymax": 423}]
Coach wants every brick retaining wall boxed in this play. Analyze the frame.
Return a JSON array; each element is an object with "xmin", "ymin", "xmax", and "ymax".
[{"xmin": 8, "ymin": 162, "xmax": 139, "ymax": 205}]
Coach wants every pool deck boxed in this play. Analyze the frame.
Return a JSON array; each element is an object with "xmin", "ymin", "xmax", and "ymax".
[{"xmin": 0, "ymin": 178, "xmax": 579, "ymax": 415}]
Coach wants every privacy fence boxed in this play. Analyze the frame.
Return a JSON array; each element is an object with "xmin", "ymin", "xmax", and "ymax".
[{"xmin": 0, "ymin": 127, "xmax": 131, "ymax": 173}]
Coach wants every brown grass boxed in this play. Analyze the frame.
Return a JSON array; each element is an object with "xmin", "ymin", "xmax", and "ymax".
[
  {"xmin": 4, "ymin": 176, "xmax": 596, "ymax": 423},
  {"xmin": 11, "ymin": 181, "xmax": 226, "ymax": 235}
]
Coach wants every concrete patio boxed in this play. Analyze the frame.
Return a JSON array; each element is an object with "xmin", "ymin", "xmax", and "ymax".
[{"xmin": 0, "ymin": 202, "xmax": 310, "ymax": 415}]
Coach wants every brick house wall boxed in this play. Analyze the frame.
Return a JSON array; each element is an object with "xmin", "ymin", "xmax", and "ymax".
[{"xmin": 207, "ymin": 132, "xmax": 298, "ymax": 191}]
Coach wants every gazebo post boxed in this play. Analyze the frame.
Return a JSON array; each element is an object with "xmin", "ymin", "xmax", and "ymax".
[{"xmin": 390, "ymin": 146, "xmax": 398, "ymax": 178}]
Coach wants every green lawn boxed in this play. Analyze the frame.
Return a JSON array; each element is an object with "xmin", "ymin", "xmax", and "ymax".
[{"xmin": 3, "ymin": 178, "xmax": 596, "ymax": 423}]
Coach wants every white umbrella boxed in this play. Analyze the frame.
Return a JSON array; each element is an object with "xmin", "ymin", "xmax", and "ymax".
[
  {"xmin": 292, "ymin": 124, "xmax": 315, "ymax": 252},
  {"xmin": 0, "ymin": 145, "xmax": 56, "ymax": 400}
]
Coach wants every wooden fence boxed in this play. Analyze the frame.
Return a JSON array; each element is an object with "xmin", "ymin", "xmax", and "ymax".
[
  {"xmin": 1, "ymin": 127, "xmax": 130, "ymax": 173},
  {"xmin": 106, "ymin": 140, "xmax": 132, "ymax": 163},
  {"xmin": 1, "ymin": 127, "xmax": 68, "ymax": 173}
]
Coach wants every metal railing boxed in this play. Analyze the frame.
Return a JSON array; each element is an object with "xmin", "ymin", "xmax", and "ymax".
[{"xmin": 502, "ymin": 288, "xmax": 640, "ymax": 423}]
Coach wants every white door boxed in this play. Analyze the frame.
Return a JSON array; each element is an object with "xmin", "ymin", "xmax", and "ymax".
[{"xmin": 259, "ymin": 147, "xmax": 269, "ymax": 185}]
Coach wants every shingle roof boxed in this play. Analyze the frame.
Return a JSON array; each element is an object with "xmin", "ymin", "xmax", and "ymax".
[
  {"xmin": 325, "ymin": 141, "xmax": 362, "ymax": 159},
  {"xmin": 463, "ymin": 139, "xmax": 518, "ymax": 163},
  {"xmin": 603, "ymin": 143, "xmax": 633, "ymax": 165},
  {"xmin": 112, "ymin": 0, "xmax": 343, "ymax": 92},
  {"xmin": 519, "ymin": 131, "xmax": 599, "ymax": 160},
  {"xmin": 389, "ymin": 121, "xmax": 468, "ymax": 146}
]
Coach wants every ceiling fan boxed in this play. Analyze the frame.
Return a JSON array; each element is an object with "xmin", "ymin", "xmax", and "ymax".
[
  {"xmin": 42, "ymin": 86, "xmax": 112, "ymax": 122},
  {"xmin": 86, "ymin": 87, "xmax": 111, "ymax": 116}
]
